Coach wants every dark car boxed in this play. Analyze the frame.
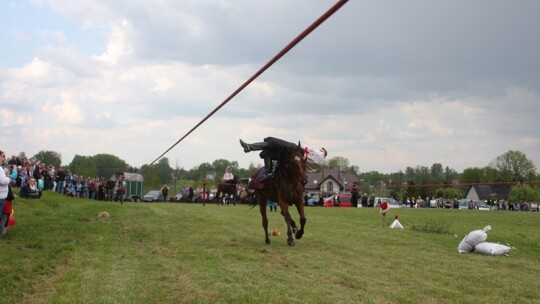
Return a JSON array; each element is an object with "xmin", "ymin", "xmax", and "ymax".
[{"xmin": 143, "ymin": 190, "xmax": 163, "ymax": 202}]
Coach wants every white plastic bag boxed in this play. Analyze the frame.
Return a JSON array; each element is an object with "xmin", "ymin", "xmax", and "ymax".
[
  {"xmin": 474, "ymin": 242, "xmax": 512, "ymax": 256},
  {"xmin": 458, "ymin": 225, "xmax": 491, "ymax": 253}
]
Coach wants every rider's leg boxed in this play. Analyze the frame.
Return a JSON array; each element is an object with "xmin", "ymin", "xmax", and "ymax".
[
  {"xmin": 261, "ymin": 157, "xmax": 274, "ymax": 182},
  {"xmin": 239, "ymin": 139, "xmax": 268, "ymax": 153}
]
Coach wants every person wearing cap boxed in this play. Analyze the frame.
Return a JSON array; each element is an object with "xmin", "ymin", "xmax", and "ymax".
[{"xmin": 239, "ymin": 137, "xmax": 327, "ymax": 181}]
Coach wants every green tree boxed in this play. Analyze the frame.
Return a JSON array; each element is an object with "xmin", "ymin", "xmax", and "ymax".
[
  {"xmin": 94, "ymin": 154, "xmax": 129, "ymax": 178},
  {"xmin": 33, "ymin": 150, "xmax": 62, "ymax": 168},
  {"xmin": 69, "ymin": 155, "xmax": 97, "ymax": 177},
  {"xmin": 360, "ymin": 171, "xmax": 384, "ymax": 190},
  {"xmin": 435, "ymin": 187, "xmax": 463, "ymax": 199},
  {"xmin": 192, "ymin": 162, "xmax": 214, "ymax": 181},
  {"xmin": 212, "ymin": 159, "xmax": 233, "ymax": 179},
  {"xmin": 415, "ymin": 166, "xmax": 432, "ymax": 198},
  {"xmin": 490, "ymin": 150, "xmax": 537, "ymax": 182},
  {"xmin": 431, "ymin": 163, "xmax": 444, "ymax": 184},
  {"xmin": 509, "ymin": 184, "xmax": 540, "ymax": 202},
  {"xmin": 347, "ymin": 164, "xmax": 360, "ymax": 176},
  {"xmin": 461, "ymin": 167, "xmax": 485, "ymax": 183},
  {"xmin": 327, "ymin": 156, "xmax": 349, "ymax": 171},
  {"xmin": 154, "ymin": 157, "xmax": 173, "ymax": 185},
  {"xmin": 443, "ymin": 166, "xmax": 459, "ymax": 184},
  {"xmin": 405, "ymin": 181, "xmax": 419, "ymax": 200},
  {"xmin": 482, "ymin": 166, "xmax": 500, "ymax": 182},
  {"xmin": 68, "ymin": 154, "xmax": 128, "ymax": 179},
  {"xmin": 141, "ymin": 164, "xmax": 160, "ymax": 190},
  {"xmin": 405, "ymin": 167, "xmax": 415, "ymax": 183}
]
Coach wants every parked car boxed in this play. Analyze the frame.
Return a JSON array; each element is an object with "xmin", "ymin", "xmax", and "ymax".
[
  {"xmin": 143, "ymin": 190, "xmax": 163, "ymax": 202},
  {"xmin": 373, "ymin": 197, "xmax": 403, "ymax": 209},
  {"xmin": 458, "ymin": 199, "xmax": 491, "ymax": 210},
  {"xmin": 477, "ymin": 201, "xmax": 491, "ymax": 211},
  {"xmin": 428, "ymin": 198, "xmax": 454, "ymax": 208},
  {"xmin": 323, "ymin": 194, "xmax": 352, "ymax": 207}
]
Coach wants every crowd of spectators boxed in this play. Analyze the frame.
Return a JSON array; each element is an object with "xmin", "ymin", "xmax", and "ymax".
[{"xmin": 6, "ymin": 155, "xmax": 124, "ymax": 202}]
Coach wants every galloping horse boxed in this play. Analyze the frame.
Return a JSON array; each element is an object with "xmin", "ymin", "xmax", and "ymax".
[
  {"xmin": 249, "ymin": 143, "xmax": 307, "ymax": 246},
  {"xmin": 215, "ymin": 176, "xmax": 238, "ymax": 205}
]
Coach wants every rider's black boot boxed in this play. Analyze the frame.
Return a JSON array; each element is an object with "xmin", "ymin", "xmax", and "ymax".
[
  {"xmin": 260, "ymin": 157, "xmax": 274, "ymax": 183},
  {"xmin": 239, "ymin": 139, "xmax": 268, "ymax": 153}
]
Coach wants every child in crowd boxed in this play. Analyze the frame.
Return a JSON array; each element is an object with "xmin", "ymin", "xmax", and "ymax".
[
  {"xmin": 19, "ymin": 177, "xmax": 41, "ymax": 199},
  {"xmin": 9, "ymin": 165, "xmax": 18, "ymax": 186},
  {"xmin": 66, "ymin": 183, "xmax": 77, "ymax": 197}
]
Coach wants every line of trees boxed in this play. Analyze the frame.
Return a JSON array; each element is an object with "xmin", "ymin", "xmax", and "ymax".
[{"xmin": 12, "ymin": 150, "xmax": 539, "ymax": 200}]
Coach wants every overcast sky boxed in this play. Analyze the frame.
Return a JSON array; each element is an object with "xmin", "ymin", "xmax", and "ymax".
[{"xmin": 1, "ymin": 0, "xmax": 539, "ymax": 174}]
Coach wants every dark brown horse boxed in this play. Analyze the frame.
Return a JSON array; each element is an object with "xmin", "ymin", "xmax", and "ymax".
[
  {"xmin": 215, "ymin": 176, "xmax": 238, "ymax": 205},
  {"xmin": 249, "ymin": 143, "xmax": 307, "ymax": 246}
]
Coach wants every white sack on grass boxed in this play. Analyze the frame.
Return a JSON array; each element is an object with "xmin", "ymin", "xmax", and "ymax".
[
  {"xmin": 458, "ymin": 225, "xmax": 492, "ymax": 253},
  {"xmin": 474, "ymin": 242, "xmax": 512, "ymax": 256}
]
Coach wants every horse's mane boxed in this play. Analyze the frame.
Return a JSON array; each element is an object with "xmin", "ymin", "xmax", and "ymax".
[{"xmin": 274, "ymin": 145, "xmax": 307, "ymax": 188}]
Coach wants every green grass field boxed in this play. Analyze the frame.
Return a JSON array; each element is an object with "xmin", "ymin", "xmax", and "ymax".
[{"xmin": 1, "ymin": 192, "xmax": 539, "ymax": 304}]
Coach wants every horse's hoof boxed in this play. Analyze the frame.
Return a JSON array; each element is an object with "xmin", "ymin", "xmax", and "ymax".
[
  {"xmin": 288, "ymin": 241, "xmax": 296, "ymax": 246},
  {"xmin": 265, "ymin": 239, "xmax": 271, "ymax": 245},
  {"xmin": 295, "ymin": 232, "xmax": 303, "ymax": 240}
]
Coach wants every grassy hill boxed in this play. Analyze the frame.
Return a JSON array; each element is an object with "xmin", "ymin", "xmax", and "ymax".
[{"xmin": 1, "ymin": 192, "xmax": 539, "ymax": 303}]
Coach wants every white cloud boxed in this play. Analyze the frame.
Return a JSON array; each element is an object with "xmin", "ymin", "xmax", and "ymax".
[
  {"xmin": 94, "ymin": 21, "xmax": 133, "ymax": 64},
  {"xmin": 0, "ymin": 0, "xmax": 539, "ymax": 174},
  {"xmin": 0, "ymin": 108, "xmax": 32, "ymax": 127},
  {"xmin": 42, "ymin": 92, "xmax": 85, "ymax": 124}
]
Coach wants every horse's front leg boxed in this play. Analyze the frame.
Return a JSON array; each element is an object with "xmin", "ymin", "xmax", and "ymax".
[
  {"xmin": 259, "ymin": 200, "xmax": 270, "ymax": 244},
  {"xmin": 290, "ymin": 219, "xmax": 298, "ymax": 234},
  {"xmin": 294, "ymin": 201, "xmax": 306, "ymax": 240},
  {"xmin": 281, "ymin": 209, "xmax": 295, "ymax": 246}
]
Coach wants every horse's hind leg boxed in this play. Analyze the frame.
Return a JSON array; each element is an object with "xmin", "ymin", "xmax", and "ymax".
[{"xmin": 280, "ymin": 209, "xmax": 295, "ymax": 246}]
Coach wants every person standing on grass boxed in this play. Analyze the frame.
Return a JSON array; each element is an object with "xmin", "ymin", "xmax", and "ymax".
[
  {"xmin": 116, "ymin": 174, "xmax": 126, "ymax": 204},
  {"xmin": 351, "ymin": 185, "xmax": 359, "ymax": 207},
  {"xmin": 368, "ymin": 193, "xmax": 375, "ymax": 207},
  {"xmin": 161, "ymin": 184, "xmax": 169, "ymax": 202},
  {"xmin": 106, "ymin": 177, "xmax": 116, "ymax": 201},
  {"xmin": 0, "ymin": 151, "xmax": 12, "ymax": 236}
]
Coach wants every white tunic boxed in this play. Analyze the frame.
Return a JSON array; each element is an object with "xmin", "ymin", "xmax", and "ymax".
[
  {"xmin": 303, "ymin": 146, "xmax": 325, "ymax": 172},
  {"xmin": 223, "ymin": 172, "xmax": 234, "ymax": 181}
]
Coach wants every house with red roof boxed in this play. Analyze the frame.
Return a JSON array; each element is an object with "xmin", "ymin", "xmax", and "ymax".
[{"xmin": 304, "ymin": 168, "xmax": 359, "ymax": 197}]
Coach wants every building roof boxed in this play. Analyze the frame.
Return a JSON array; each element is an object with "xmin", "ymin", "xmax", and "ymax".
[
  {"xmin": 305, "ymin": 168, "xmax": 359, "ymax": 191},
  {"xmin": 466, "ymin": 184, "xmax": 511, "ymax": 201}
]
